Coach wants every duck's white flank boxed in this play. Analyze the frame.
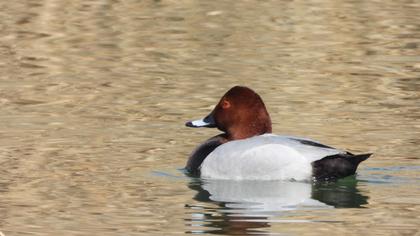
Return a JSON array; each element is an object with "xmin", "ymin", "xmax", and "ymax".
[{"xmin": 200, "ymin": 134, "xmax": 345, "ymax": 181}]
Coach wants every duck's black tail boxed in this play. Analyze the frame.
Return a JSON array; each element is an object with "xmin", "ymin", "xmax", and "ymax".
[{"xmin": 312, "ymin": 153, "xmax": 372, "ymax": 181}]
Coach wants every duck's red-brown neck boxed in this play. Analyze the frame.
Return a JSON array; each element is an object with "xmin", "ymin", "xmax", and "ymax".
[{"xmin": 225, "ymin": 108, "xmax": 272, "ymax": 141}]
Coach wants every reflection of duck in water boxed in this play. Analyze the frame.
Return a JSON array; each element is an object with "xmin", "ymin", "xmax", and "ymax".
[
  {"xmin": 189, "ymin": 177, "xmax": 368, "ymax": 210},
  {"xmin": 185, "ymin": 86, "xmax": 371, "ymax": 181},
  {"xmin": 312, "ymin": 178, "xmax": 369, "ymax": 208},
  {"xmin": 185, "ymin": 178, "xmax": 368, "ymax": 234}
]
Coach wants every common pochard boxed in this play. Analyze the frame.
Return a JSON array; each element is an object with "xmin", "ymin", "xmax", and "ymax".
[{"xmin": 185, "ymin": 86, "xmax": 371, "ymax": 181}]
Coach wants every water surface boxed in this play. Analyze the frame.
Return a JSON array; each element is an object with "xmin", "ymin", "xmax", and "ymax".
[{"xmin": 0, "ymin": 0, "xmax": 419, "ymax": 235}]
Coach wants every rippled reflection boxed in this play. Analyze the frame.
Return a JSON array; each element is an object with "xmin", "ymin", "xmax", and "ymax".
[{"xmin": 185, "ymin": 177, "xmax": 368, "ymax": 234}]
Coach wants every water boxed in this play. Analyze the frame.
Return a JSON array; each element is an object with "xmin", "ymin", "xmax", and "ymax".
[{"xmin": 0, "ymin": 0, "xmax": 419, "ymax": 235}]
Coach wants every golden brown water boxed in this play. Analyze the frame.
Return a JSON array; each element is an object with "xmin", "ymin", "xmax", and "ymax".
[{"xmin": 0, "ymin": 0, "xmax": 419, "ymax": 235}]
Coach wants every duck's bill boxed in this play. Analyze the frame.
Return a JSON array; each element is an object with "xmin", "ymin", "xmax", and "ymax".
[{"xmin": 185, "ymin": 113, "xmax": 216, "ymax": 128}]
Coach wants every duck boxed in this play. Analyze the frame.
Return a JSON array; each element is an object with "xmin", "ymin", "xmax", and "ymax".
[{"xmin": 185, "ymin": 86, "xmax": 372, "ymax": 181}]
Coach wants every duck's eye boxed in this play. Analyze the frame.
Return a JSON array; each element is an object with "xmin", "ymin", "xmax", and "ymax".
[{"xmin": 221, "ymin": 100, "xmax": 231, "ymax": 109}]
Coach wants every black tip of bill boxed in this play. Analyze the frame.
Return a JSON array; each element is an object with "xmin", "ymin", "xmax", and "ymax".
[{"xmin": 185, "ymin": 121, "xmax": 196, "ymax": 127}]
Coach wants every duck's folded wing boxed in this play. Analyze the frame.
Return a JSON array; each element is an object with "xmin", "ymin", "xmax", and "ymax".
[{"xmin": 276, "ymin": 135, "xmax": 347, "ymax": 162}]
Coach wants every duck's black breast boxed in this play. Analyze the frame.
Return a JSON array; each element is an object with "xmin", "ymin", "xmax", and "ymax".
[
  {"xmin": 312, "ymin": 153, "xmax": 372, "ymax": 181},
  {"xmin": 185, "ymin": 135, "xmax": 225, "ymax": 175}
]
